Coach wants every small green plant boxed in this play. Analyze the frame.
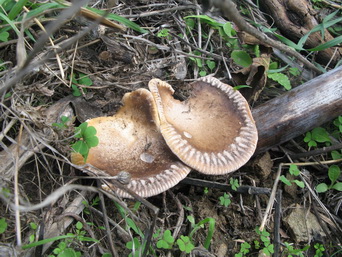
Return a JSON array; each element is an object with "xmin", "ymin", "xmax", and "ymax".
[
  {"xmin": 314, "ymin": 243, "xmax": 325, "ymax": 257},
  {"xmin": 203, "ymin": 187, "xmax": 209, "ymax": 194},
  {"xmin": 82, "ymin": 196, "xmax": 100, "ymax": 215},
  {"xmin": 267, "ymin": 72, "xmax": 291, "ymax": 90},
  {"xmin": 70, "ymin": 73, "xmax": 93, "ymax": 97},
  {"xmin": 126, "ymin": 237, "xmax": 142, "ymax": 257},
  {"xmin": 0, "ymin": 218, "xmax": 8, "ymax": 234},
  {"xmin": 156, "ymin": 230, "xmax": 174, "ymax": 250},
  {"xmin": 279, "ymin": 164, "xmax": 305, "ymax": 188},
  {"xmin": 29, "ymin": 222, "xmax": 38, "ymax": 243},
  {"xmin": 188, "ymin": 216, "xmax": 215, "ymax": 250},
  {"xmin": 316, "ymin": 165, "xmax": 342, "ymax": 193},
  {"xmin": 235, "ymin": 241, "xmax": 251, "ymax": 257},
  {"xmin": 157, "ymin": 28, "xmax": 170, "ymax": 39},
  {"xmin": 72, "ymin": 122, "xmax": 99, "ymax": 161},
  {"xmin": 289, "ymin": 67, "xmax": 301, "ymax": 76},
  {"xmin": 304, "ymin": 127, "xmax": 331, "ymax": 148},
  {"xmin": 176, "ymin": 235, "xmax": 195, "ymax": 254},
  {"xmin": 283, "ymin": 242, "xmax": 309, "ymax": 257},
  {"xmin": 49, "ymin": 241, "xmax": 81, "ymax": 257},
  {"xmin": 229, "ymin": 178, "xmax": 239, "ymax": 191},
  {"xmin": 219, "ymin": 193, "xmax": 231, "ymax": 207},
  {"xmin": 255, "ymin": 227, "xmax": 274, "ymax": 256},
  {"xmin": 52, "ymin": 116, "xmax": 70, "ymax": 130},
  {"xmin": 189, "ymin": 51, "xmax": 217, "ymax": 77}
]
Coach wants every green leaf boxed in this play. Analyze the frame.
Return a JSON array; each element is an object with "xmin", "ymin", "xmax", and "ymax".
[
  {"xmin": 177, "ymin": 236, "xmax": 194, "ymax": 253},
  {"xmin": 231, "ymin": 50, "xmax": 252, "ymax": 67},
  {"xmin": 316, "ymin": 183, "xmax": 328, "ymax": 193},
  {"xmin": 199, "ymin": 70, "xmax": 207, "ymax": 77},
  {"xmin": 289, "ymin": 67, "xmax": 300, "ymax": 76},
  {"xmin": 267, "ymin": 72, "xmax": 291, "ymax": 90},
  {"xmin": 332, "ymin": 182, "xmax": 342, "ymax": 191},
  {"xmin": 0, "ymin": 31, "xmax": 9, "ymax": 42},
  {"xmin": 78, "ymin": 122, "xmax": 88, "ymax": 135},
  {"xmin": 0, "ymin": 218, "xmax": 8, "ymax": 234},
  {"xmin": 126, "ymin": 218, "xmax": 143, "ymax": 237},
  {"xmin": 185, "ymin": 18, "xmax": 195, "ymax": 29},
  {"xmin": 72, "ymin": 84, "xmax": 82, "ymax": 97},
  {"xmin": 163, "ymin": 230, "xmax": 174, "ymax": 244},
  {"xmin": 293, "ymin": 180, "xmax": 305, "ymax": 188},
  {"xmin": 78, "ymin": 73, "xmax": 93, "ymax": 86},
  {"xmin": 308, "ymin": 140, "xmax": 317, "ymax": 147},
  {"xmin": 29, "ymin": 234, "xmax": 35, "ymax": 243},
  {"xmin": 206, "ymin": 60, "xmax": 216, "ymax": 71},
  {"xmin": 279, "ymin": 175, "xmax": 292, "ymax": 186},
  {"xmin": 157, "ymin": 28, "xmax": 169, "ymax": 38},
  {"xmin": 331, "ymin": 150, "xmax": 342, "ymax": 160},
  {"xmin": 126, "ymin": 237, "xmax": 141, "ymax": 250},
  {"xmin": 83, "ymin": 126, "xmax": 97, "ymax": 138},
  {"xmin": 25, "ymin": 2, "xmax": 62, "ymax": 19},
  {"xmin": 86, "ymin": 7, "xmax": 148, "ymax": 33},
  {"xmin": 304, "ymin": 132, "xmax": 312, "ymax": 142},
  {"xmin": 177, "ymin": 238, "xmax": 185, "ymax": 251},
  {"xmin": 233, "ymin": 85, "xmax": 252, "ymax": 90},
  {"xmin": 187, "ymin": 215, "xmax": 195, "ymax": 225},
  {"xmin": 184, "ymin": 15, "xmax": 222, "ymax": 27},
  {"xmin": 157, "ymin": 240, "xmax": 169, "ymax": 249},
  {"xmin": 0, "ymin": 13, "xmax": 20, "ymax": 36},
  {"xmin": 328, "ymin": 165, "xmax": 340, "ymax": 184},
  {"xmin": 289, "ymin": 164, "xmax": 300, "ymax": 176},
  {"xmin": 222, "ymin": 22, "xmax": 236, "ymax": 37},
  {"xmin": 22, "ymin": 234, "xmax": 77, "ymax": 249},
  {"xmin": 311, "ymin": 127, "xmax": 331, "ymax": 143},
  {"xmin": 308, "ymin": 35, "xmax": 342, "ymax": 51},
  {"xmin": 30, "ymin": 222, "xmax": 38, "ymax": 230},
  {"xmin": 57, "ymin": 248, "xmax": 80, "ymax": 257},
  {"xmin": 75, "ymin": 221, "xmax": 83, "ymax": 230},
  {"xmin": 86, "ymin": 136, "xmax": 99, "ymax": 148},
  {"xmin": 8, "ymin": 0, "xmax": 28, "ymax": 21},
  {"xmin": 72, "ymin": 141, "xmax": 89, "ymax": 156}
]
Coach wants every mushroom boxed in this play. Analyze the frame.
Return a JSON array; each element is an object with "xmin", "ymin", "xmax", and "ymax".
[
  {"xmin": 148, "ymin": 76, "xmax": 258, "ymax": 175},
  {"xmin": 71, "ymin": 88, "xmax": 191, "ymax": 198}
]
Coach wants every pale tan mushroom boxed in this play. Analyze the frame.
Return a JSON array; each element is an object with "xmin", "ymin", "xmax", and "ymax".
[
  {"xmin": 148, "ymin": 76, "xmax": 258, "ymax": 175},
  {"xmin": 71, "ymin": 88, "xmax": 191, "ymax": 198}
]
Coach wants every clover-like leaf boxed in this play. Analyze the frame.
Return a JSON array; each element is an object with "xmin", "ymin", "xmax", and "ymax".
[
  {"xmin": 72, "ymin": 141, "xmax": 89, "ymax": 156},
  {"xmin": 289, "ymin": 164, "xmax": 300, "ymax": 176},
  {"xmin": 78, "ymin": 73, "xmax": 93, "ymax": 86},
  {"xmin": 206, "ymin": 60, "xmax": 216, "ymax": 71}
]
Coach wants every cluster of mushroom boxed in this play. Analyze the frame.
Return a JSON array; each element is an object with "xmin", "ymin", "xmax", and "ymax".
[{"xmin": 71, "ymin": 77, "xmax": 258, "ymax": 198}]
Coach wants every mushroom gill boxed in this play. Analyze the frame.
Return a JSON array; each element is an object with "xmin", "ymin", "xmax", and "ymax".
[
  {"xmin": 148, "ymin": 77, "xmax": 258, "ymax": 175},
  {"xmin": 71, "ymin": 88, "xmax": 191, "ymax": 198}
]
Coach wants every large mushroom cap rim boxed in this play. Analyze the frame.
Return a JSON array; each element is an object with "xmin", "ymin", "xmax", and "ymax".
[{"xmin": 148, "ymin": 76, "xmax": 258, "ymax": 175}]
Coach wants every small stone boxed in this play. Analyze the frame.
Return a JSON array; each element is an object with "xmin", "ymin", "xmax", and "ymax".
[{"xmin": 283, "ymin": 204, "xmax": 326, "ymax": 243}]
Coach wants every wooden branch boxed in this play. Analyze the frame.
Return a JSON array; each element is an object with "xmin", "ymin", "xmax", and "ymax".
[
  {"xmin": 253, "ymin": 65, "xmax": 342, "ymax": 153},
  {"xmin": 211, "ymin": 0, "xmax": 323, "ymax": 74}
]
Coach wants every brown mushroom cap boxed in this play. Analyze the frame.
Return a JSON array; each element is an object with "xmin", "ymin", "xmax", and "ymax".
[
  {"xmin": 148, "ymin": 77, "xmax": 258, "ymax": 175},
  {"xmin": 71, "ymin": 88, "xmax": 191, "ymax": 198}
]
